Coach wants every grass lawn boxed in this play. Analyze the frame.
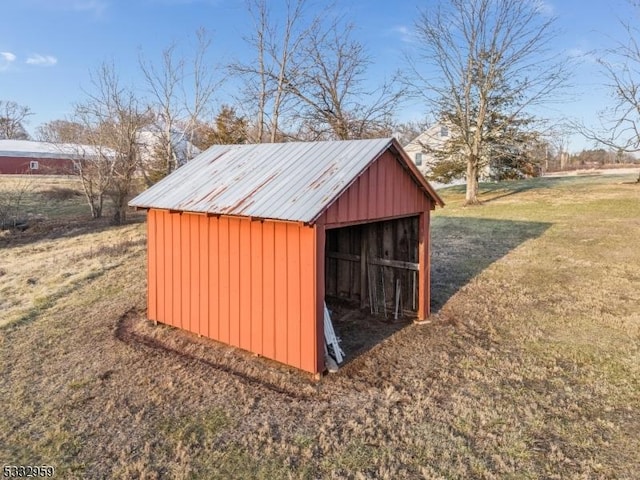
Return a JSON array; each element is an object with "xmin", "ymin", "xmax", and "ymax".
[{"xmin": 0, "ymin": 173, "xmax": 639, "ymax": 479}]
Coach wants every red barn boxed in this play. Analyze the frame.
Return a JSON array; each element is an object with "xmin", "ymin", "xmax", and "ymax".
[
  {"xmin": 0, "ymin": 140, "xmax": 100, "ymax": 174},
  {"xmin": 129, "ymin": 138, "xmax": 444, "ymax": 375}
]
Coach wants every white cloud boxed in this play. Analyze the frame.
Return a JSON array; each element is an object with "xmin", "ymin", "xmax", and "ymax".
[
  {"xmin": 0, "ymin": 51, "xmax": 17, "ymax": 71},
  {"xmin": 391, "ymin": 25, "xmax": 415, "ymax": 44},
  {"xmin": 1, "ymin": 52, "xmax": 17, "ymax": 62},
  {"xmin": 70, "ymin": 0, "xmax": 108, "ymax": 16},
  {"xmin": 26, "ymin": 54, "xmax": 58, "ymax": 66},
  {"xmin": 21, "ymin": 0, "xmax": 108, "ymax": 17},
  {"xmin": 535, "ymin": 0, "xmax": 555, "ymax": 16},
  {"xmin": 566, "ymin": 48, "xmax": 598, "ymax": 64}
]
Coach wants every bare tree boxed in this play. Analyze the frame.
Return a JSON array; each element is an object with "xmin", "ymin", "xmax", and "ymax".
[
  {"xmin": 394, "ymin": 118, "xmax": 432, "ymax": 147},
  {"xmin": 36, "ymin": 119, "xmax": 89, "ymax": 143},
  {"xmin": 231, "ymin": 0, "xmax": 312, "ymax": 143},
  {"xmin": 579, "ymin": 4, "xmax": 640, "ymax": 182},
  {"xmin": 139, "ymin": 28, "xmax": 220, "ymax": 183},
  {"xmin": 74, "ymin": 63, "xmax": 150, "ymax": 223},
  {"xmin": 287, "ymin": 19, "xmax": 404, "ymax": 140},
  {"xmin": 233, "ymin": 2, "xmax": 404, "ymax": 141},
  {"xmin": 408, "ymin": 0, "xmax": 567, "ymax": 204},
  {"xmin": 0, "ymin": 100, "xmax": 33, "ymax": 140},
  {"xmin": 0, "ymin": 177, "xmax": 33, "ymax": 229}
]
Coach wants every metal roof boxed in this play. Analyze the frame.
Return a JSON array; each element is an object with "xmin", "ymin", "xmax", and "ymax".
[
  {"xmin": 0, "ymin": 140, "xmax": 107, "ymax": 159},
  {"xmin": 129, "ymin": 138, "xmax": 443, "ymax": 224}
]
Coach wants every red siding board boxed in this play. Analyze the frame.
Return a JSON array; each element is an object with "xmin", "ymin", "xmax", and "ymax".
[
  {"xmin": 239, "ymin": 220, "xmax": 252, "ymax": 351},
  {"xmin": 274, "ymin": 222, "xmax": 288, "ymax": 365},
  {"xmin": 262, "ymin": 222, "xmax": 276, "ymax": 360},
  {"xmin": 300, "ymin": 226, "xmax": 316, "ymax": 373},
  {"xmin": 156, "ymin": 211, "xmax": 165, "ymax": 324},
  {"xmin": 218, "ymin": 217, "xmax": 230, "ymax": 344},
  {"xmin": 287, "ymin": 223, "xmax": 302, "ymax": 369},
  {"xmin": 189, "ymin": 216, "xmax": 199, "ymax": 335},
  {"xmin": 180, "ymin": 215, "xmax": 190, "ymax": 332},
  {"xmin": 228, "ymin": 218, "xmax": 241, "ymax": 348},
  {"xmin": 148, "ymin": 211, "xmax": 157, "ymax": 321},
  {"xmin": 250, "ymin": 221, "xmax": 263, "ymax": 354},
  {"xmin": 209, "ymin": 217, "xmax": 220, "ymax": 340},
  {"xmin": 199, "ymin": 215, "xmax": 209, "ymax": 338}
]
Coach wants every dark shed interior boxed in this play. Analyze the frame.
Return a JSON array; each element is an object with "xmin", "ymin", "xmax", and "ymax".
[{"xmin": 325, "ymin": 215, "xmax": 420, "ymax": 320}]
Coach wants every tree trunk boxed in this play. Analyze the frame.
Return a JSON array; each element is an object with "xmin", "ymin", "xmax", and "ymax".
[
  {"xmin": 113, "ymin": 197, "xmax": 127, "ymax": 225},
  {"xmin": 465, "ymin": 158, "xmax": 481, "ymax": 205}
]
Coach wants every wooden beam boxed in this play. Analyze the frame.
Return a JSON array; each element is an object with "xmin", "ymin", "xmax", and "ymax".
[
  {"xmin": 327, "ymin": 251, "xmax": 360, "ymax": 262},
  {"xmin": 326, "ymin": 251, "xmax": 419, "ymax": 271},
  {"xmin": 369, "ymin": 257, "xmax": 419, "ymax": 271}
]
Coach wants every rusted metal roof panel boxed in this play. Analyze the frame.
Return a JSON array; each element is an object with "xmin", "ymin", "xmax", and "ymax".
[{"xmin": 129, "ymin": 138, "xmax": 440, "ymax": 223}]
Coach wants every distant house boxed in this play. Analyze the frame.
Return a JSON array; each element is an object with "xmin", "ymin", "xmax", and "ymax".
[
  {"xmin": 0, "ymin": 140, "xmax": 103, "ymax": 175},
  {"xmin": 403, "ymin": 124, "xmax": 452, "ymax": 176},
  {"xmin": 137, "ymin": 128, "xmax": 201, "ymax": 170},
  {"xmin": 403, "ymin": 123, "xmax": 499, "ymax": 186}
]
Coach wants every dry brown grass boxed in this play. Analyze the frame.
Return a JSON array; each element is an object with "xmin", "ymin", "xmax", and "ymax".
[
  {"xmin": 0, "ymin": 175, "xmax": 88, "ymax": 225},
  {"xmin": 1, "ymin": 173, "xmax": 639, "ymax": 479}
]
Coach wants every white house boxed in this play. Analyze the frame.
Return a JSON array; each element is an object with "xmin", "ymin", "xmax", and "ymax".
[
  {"xmin": 403, "ymin": 123, "xmax": 498, "ymax": 187},
  {"xmin": 402, "ymin": 123, "xmax": 452, "ymax": 176},
  {"xmin": 137, "ymin": 128, "xmax": 201, "ymax": 170}
]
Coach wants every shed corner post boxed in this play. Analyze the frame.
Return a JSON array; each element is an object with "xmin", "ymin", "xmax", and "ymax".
[
  {"xmin": 417, "ymin": 210, "xmax": 431, "ymax": 322},
  {"xmin": 315, "ymin": 221, "xmax": 326, "ymax": 374}
]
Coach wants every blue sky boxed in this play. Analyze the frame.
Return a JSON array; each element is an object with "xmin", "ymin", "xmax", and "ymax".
[{"xmin": 0, "ymin": 0, "xmax": 637, "ymax": 151}]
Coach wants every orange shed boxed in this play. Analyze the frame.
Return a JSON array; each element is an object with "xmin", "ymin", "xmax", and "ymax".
[{"xmin": 129, "ymin": 138, "xmax": 443, "ymax": 375}]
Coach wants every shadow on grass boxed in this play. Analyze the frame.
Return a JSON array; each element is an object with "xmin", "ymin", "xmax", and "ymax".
[
  {"xmin": 479, "ymin": 176, "xmax": 591, "ymax": 203},
  {"xmin": 439, "ymin": 175, "xmax": 600, "ymax": 203},
  {"xmin": 430, "ymin": 216, "xmax": 552, "ymax": 311},
  {"xmin": 326, "ymin": 216, "xmax": 551, "ymax": 372},
  {"xmin": 0, "ymin": 212, "xmax": 146, "ymax": 250}
]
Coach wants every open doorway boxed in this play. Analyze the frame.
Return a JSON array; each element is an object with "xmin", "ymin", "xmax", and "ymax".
[{"xmin": 324, "ymin": 216, "xmax": 421, "ymax": 360}]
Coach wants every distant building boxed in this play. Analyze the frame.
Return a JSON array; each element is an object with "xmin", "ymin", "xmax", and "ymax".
[
  {"xmin": 403, "ymin": 123, "xmax": 499, "ymax": 187},
  {"xmin": 137, "ymin": 128, "xmax": 200, "ymax": 170},
  {"xmin": 403, "ymin": 124, "xmax": 451, "ymax": 176},
  {"xmin": 0, "ymin": 140, "xmax": 103, "ymax": 175}
]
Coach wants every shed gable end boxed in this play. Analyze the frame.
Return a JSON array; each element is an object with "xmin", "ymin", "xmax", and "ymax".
[{"xmin": 320, "ymin": 150, "xmax": 432, "ymax": 228}]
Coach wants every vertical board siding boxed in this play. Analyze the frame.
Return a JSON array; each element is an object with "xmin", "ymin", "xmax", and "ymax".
[
  {"xmin": 199, "ymin": 215, "xmax": 209, "ymax": 337},
  {"xmin": 239, "ymin": 220, "xmax": 252, "ymax": 351},
  {"xmin": 209, "ymin": 217, "xmax": 220, "ymax": 340},
  {"xmin": 157, "ymin": 211, "xmax": 166, "ymax": 324},
  {"xmin": 322, "ymin": 150, "xmax": 431, "ymax": 228},
  {"xmin": 189, "ymin": 216, "xmax": 200, "ymax": 335},
  {"xmin": 147, "ymin": 211, "xmax": 157, "ymax": 320},
  {"xmin": 300, "ymin": 226, "xmax": 316, "ymax": 373},
  {"xmin": 180, "ymin": 214, "xmax": 190, "ymax": 332},
  {"xmin": 262, "ymin": 222, "xmax": 276, "ymax": 360},
  {"xmin": 218, "ymin": 217, "xmax": 230, "ymax": 345},
  {"xmin": 228, "ymin": 218, "xmax": 241, "ymax": 348},
  {"xmin": 250, "ymin": 221, "xmax": 263, "ymax": 354},
  {"xmin": 287, "ymin": 223, "xmax": 301, "ymax": 368},
  {"xmin": 147, "ymin": 210, "xmax": 318, "ymax": 373},
  {"xmin": 274, "ymin": 222, "xmax": 288, "ymax": 365}
]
